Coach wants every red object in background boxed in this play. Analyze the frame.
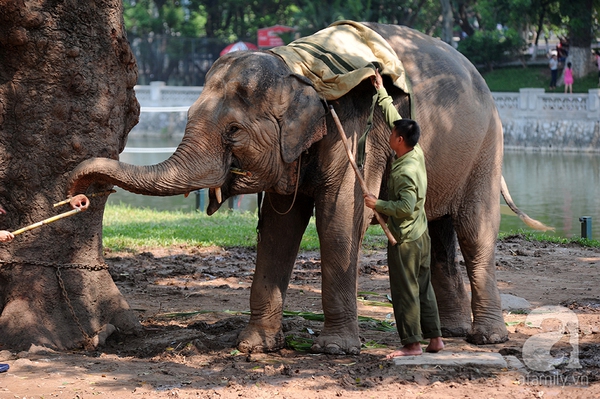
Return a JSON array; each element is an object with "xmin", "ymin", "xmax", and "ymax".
[
  {"xmin": 258, "ymin": 25, "xmax": 294, "ymax": 48},
  {"xmin": 220, "ymin": 41, "xmax": 258, "ymax": 57}
]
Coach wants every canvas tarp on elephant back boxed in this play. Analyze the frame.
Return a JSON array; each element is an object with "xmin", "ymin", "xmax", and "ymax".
[{"xmin": 269, "ymin": 20, "xmax": 412, "ymax": 101}]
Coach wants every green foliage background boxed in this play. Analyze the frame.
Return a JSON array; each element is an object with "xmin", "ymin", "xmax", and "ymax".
[{"xmin": 122, "ymin": 0, "xmax": 600, "ymax": 85}]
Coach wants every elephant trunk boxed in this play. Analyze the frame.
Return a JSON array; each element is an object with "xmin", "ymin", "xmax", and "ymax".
[{"xmin": 67, "ymin": 140, "xmax": 227, "ymax": 197}]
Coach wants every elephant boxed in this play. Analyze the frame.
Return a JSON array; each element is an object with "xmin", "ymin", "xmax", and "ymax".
[{"xmin": 68, "ymin": 22, "xmax": 548, "ymax": 355}]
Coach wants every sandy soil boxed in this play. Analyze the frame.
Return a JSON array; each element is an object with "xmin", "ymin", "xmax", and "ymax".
[{"xmin": 0, "ymin": 234, "xmax": 599, "ymax": 398}]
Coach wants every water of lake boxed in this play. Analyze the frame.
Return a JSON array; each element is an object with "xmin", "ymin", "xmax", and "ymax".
[
  {"xmin": 109, "ymin": 137, "xmax": 600, "ymax": 240},
  {"xmin": 501, "ymin": 150, "xmax": 600, "ymax": 239}
]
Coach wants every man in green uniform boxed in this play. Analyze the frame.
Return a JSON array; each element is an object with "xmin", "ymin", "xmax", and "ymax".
[{"xmin": 364, "ymin": 69, "xmax": 444, "ymax": 358}]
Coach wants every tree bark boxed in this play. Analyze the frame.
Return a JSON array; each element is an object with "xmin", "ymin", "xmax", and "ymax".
[
  {"xmin": 564, "ymin": 0, "xmax": 593, "ymax": 78},
  {"xmin": 439, "ymin": 0, "xmax": 454, "ymax": 46},
  {"xmin": 569, "ymin": 46, "xmax": 593, "ymax": 79},
  {"xmin": 0, "ymin": 0, "xmax": 141, "ymax": 350}
]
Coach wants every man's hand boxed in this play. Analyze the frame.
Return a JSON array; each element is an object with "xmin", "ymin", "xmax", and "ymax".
[
  {"xmin": 370, "ymin": 68, "xmax": 383, "ymax": 90},
  {"xmin": 69, "ymin": 194, "xmax": 90, "ymax": 211},
  {"xmin": 0, "ymin": 231, "xmax": 14, "ymax": 242},
  {"xmin": 363, "ymin": 193, "xmax": 377, "ymax": 209},
  {"xmin": 0, "ymin": 205, "xmax": 13, "ymax": 242}
]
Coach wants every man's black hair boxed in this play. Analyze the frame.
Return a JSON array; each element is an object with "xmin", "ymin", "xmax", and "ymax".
[{"xmin": 392, "ymin": 119, "xmax": 420, "ymax": 147}]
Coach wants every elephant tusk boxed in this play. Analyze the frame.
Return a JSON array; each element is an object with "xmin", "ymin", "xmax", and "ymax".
[
  {"xmin": 230, "ymin": 167, "xmax": 252, "ymax": 177},
  {"xmin": 215, "ymin": 187, "xmax": 222, "ymax": 204}
]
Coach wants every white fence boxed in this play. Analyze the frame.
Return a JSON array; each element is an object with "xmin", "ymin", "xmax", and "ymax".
[
  {"xmin": 492, "ymin": 89, "xmax": 600, "ymax": 120},
  {"xmin": 494, "ymin": 89, "xmax": 600, "ymax": 151},
  {"xmin": 134, "ymin": 82, "xmax": 600, "ymax": 150},
  {"xmin": 135, "ymin": 82, "xmax": 600, "ymax": 119},
  {"xmin": 135, "ymin": 81, "xmax": 203, "ymax": 107}
]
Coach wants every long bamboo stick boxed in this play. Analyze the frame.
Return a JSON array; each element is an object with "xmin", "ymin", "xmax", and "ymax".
[
  {"xmin": 11, "ymin": 208, "xmax": 82, "ymax": 236},
  {"xmin": 329, "ymin": 105, "xmax": 397, "ymax": 246}
]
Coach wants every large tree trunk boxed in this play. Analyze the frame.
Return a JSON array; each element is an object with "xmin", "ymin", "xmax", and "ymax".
[
  {"xmin": 439, "ymin": 0, "xmax": 454, "ymax": 46},
  {"xmin": 564, "ymin": 0, "xmax": 593, "ymax": 78},
  {"xmin": 0, "ymin": 0, "xmax": 141, "ymax": 350},
  {"xmin": 569, "ymin": 46, "xmax": 593, "ymax": 78}
]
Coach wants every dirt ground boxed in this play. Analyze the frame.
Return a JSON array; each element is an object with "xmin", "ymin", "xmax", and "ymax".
[{"xmin": 0, "ymin": 234, "xmax": 599, "ymax": 398}]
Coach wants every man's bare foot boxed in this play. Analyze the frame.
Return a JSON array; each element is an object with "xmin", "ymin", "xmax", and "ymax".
[
  {"xmin": 386, "ymin": 342, "xmax": 422, "ymax": 359},
  {"xmin": 425, "ymin": 337, "xmax": 444, "ymax": 353}
]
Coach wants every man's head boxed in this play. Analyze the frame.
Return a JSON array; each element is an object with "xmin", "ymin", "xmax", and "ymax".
[
  {"xmin": 389, "ymin": 119, "xmax": 420, "ymax": 157},
  {"xmin": 392, "ymin": 119, "xmax": 420, "ymax": 147}
]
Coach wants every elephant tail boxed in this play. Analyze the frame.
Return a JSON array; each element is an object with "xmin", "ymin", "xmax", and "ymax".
[{"xmin": 501, "ymin": 175, "xmax": 555, "ymax": 232}]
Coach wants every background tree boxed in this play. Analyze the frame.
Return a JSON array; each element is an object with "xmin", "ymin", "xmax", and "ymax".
[
  {"xmin": 122, "ymin": 0, "xmax": 600, "ymax": 85},
  {"xmin": 458, "ymin": 29, "xmax": 526, "ymax": 70},
  {"xmin": 440, "ymin": 0, "xmax": 455, "ymax": 44},
  {"xmin": 559, "ymin": 0, "xmax": 599, "ymax": 77},
  {"xmin": 124, "ymin": 0, "xmax": 219, "ymax": 85},
  {"xmin": 0, "ymin": 0, "xmax": 141, "ymax": 350}
]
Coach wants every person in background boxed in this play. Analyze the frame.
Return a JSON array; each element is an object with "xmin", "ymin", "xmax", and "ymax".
[
  {"xmin": 0, "ymin": 194, "xmax": 90, "ymax": 243},
  {"xmin": 549, "ymin": 53, "xmax": 558, "ymax": 90},
  {"xmin": 364, "ymin": 69, "xmax": 444, "ymax": 358},
  {"xmin": 564, "ymin": 62, "xmax": 574, "ymax": 94}
]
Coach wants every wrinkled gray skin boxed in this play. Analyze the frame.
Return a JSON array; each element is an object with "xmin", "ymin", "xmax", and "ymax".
[{"xmin": 69, "ymin": 23, "xmax": 511, "ymax": 354}]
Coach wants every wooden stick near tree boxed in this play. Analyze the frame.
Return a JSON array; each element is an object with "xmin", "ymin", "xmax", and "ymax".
[
  {"xmin": 11, "ymin": 209, "xmax": 83, "ymax": 236},
  {"xmin": 329, "ymin": 105, "xmax": 397, "ymax": 246}
]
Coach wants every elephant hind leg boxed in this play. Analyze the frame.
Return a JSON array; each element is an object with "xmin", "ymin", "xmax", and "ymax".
[
  {"xmin": 454, "ymin": 201, "xmax": 508, "ymax": 345},
  {"xmin": 429, "ymin": 217, "xmax": 472, "ymax": 337},
  {"xmin": 236, "ymin": 193, "xmax": 314, "ymax": 353}
]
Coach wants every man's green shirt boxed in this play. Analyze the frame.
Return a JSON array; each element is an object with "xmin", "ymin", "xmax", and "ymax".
[{"xmin": 373, "ymin": 87, "xmax": 428, "ymax": 243}]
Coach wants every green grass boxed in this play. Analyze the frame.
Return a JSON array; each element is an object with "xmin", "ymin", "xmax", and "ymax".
[
  {"xmin": 103, "ymin": 204, "xmax": 260, "ymax": 251},
  {"xmin": 102, "ymin": 203, "xmax": 387, "ymax": 252},
  {"xmin": 103, "ymin": 204, "xmax": 600, "ymax": 252},
  {"xmin": 481, "ymin": 65, "xmax": 599, "ymax": 92},
  {"xmin": 499, "ymin": 229, "xmax": 600, "ymax": 247}
]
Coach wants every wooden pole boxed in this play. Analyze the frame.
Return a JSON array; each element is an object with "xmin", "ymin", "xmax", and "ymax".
[
  {"xmin": 329, "ymin": 105, "xmax": 397, "ymax": 246},
  {"xmin": 12, "ymin": 208, "xmax": 82, "ymax": 236}
]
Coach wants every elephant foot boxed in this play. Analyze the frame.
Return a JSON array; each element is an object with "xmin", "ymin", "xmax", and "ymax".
[
  {"xmin": 440, "ymin": 318, "xmax": 471, "ymax": 337},
  {"xmin": 441, "ymin": 324, "xmax": 470, "ymax": 338},
  {"xmin": 236, "ymin": 325, "xmax": 285, "ymax": 353},
  {"xmin": 466, "ymin": 322, "xmax": 509, "ymax": 345},
  {"xmin": 311, "ymin": 332, "xmax": 361, "ymax": 355}
]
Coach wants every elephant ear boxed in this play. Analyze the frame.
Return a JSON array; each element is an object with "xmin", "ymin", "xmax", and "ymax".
[{"xmin": 279, "ymin": 74, "xmax": 327, "ymax": 163}]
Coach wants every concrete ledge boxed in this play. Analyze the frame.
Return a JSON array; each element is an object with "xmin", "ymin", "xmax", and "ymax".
[{"xmin": 393, "ymin": 351, "xmax": 508, "ymax": 368}]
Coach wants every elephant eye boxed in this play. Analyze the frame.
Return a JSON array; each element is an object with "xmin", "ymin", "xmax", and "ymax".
[{"xmin": 227, "ymin": 125, "xmax": 240, "ymax": 135}]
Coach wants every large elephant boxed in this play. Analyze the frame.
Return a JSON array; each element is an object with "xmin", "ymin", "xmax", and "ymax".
[{"xmin": 68, "ymin": 22, "xmax": 546, "ymax": 354}]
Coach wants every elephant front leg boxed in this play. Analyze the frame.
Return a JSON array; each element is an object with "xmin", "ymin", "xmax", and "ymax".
[
  {"xmin": 310, "ymin": 197, "xmax": 363, "ymax": 355},
  {"xmin": 236, "ymin": 193, "xmax": 314, "ymax": 353}
]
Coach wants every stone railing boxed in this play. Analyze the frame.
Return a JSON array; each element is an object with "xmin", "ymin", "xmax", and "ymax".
[
  {"xmin": 492, "ymin": 89, "xmax": 600, "ymax": 119},
  {"xmin": 133, "ymin": 82, "xmax": 600, "ymax": 151},
  {"xmin": 494, "ymin": 89, "xmax": 600, "ymax": 151},
  {"xmin": 132, "ymin": 82, "xmax": 201, "ymax": 137},
  {"xmin": 135, "ymin": 81, "xmax": 203, "ymax": 107}
]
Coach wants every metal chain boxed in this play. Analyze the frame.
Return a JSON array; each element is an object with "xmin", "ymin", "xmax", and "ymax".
[
  {"xmin": 56, "ymin": 267, "xmax": 94, "ymax": 349},
  {"xmin": 0, "ymin": 259, "xmax": 109, "ymax": 349},
  {"xmin": 0, "ymin": 259, "xmax": 109, "ymax": 271}
]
